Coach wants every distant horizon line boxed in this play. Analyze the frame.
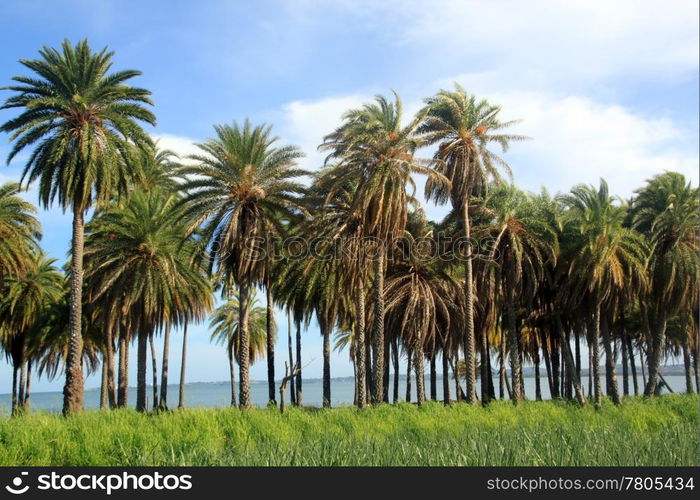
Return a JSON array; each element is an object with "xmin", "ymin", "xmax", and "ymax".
[{"xmin": 1, "ymin": 363, "xmax": 686, "ymax": 397}]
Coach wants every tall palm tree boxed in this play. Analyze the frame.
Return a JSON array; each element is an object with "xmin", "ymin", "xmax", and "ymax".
[
  {"xmin": 480, "ymin": 184, "xmax": 557, "ymax": 403},
  {"xmin": 84, "ymin": 189, "xmax": 212, "ymax": 411},
  {"xmin": 1, "ymin": 39, "xmax": 155, "ymax": 414},
  {"xmin": 630, "ymin": 172, "xmax": 699, "ymax": 395},
  {"xmin": 0, "ymin": 182, "xmax": 41, "ymax": 289},
  {"xmin": 419, "ymin": 83, "xmax": 526, "ymax": 403},
  {"xmin": 320, "ymin": 92, "xmax": 445, "ymax": 403},
  {"xmin": 179, "ymin": 120, "xmax": 306, "ymax": 408},
  {"xmin": 559, "ymin": 180, "xmax": 647, "ymax": 407},
  {"xmin": 210, "ymin": 291, "xmax": 267, "ymax": 406}
]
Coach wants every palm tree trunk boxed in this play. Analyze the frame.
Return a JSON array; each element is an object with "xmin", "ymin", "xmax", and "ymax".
[
  {"xmin": 506, "ymin": 296, "xmax": 522, "ymax": 403},
  {"xmin": 405, "ymin": 346, "xmax": 412, "ymax": 403},
  {"xmin": 414, "ymin": 342, "xmax": 425, "ymax": 405},
  {"xmin": 287, "ymin": 309, "xmax": 296, "ymax": 406},
  {"xmin": 534, "ymin": 348, "xmax": 542, "ymax": 401},
  {"xmin": 352, "ymin": 357, "xmax": 358, "ymax": 406},
  {"xmin": 295, "ymin": 319, "xmax": 302, "ymax": 407},
  {"xmin": 106, "ymin": 326, "xmax": 116, "ymax": 408},
  {"xmin": 178, "ymin": 323, "xmax": 188, "ymax": 409},
  {"xmin": 372, "ymin": 253, "xmax": 385, "ymax": 404},
  {"xmin": 442, "ymin": 350, "xmax": 450, "ymax": 404},
  {"xmin": 591, "ymin": 307, "xmax": 602, "ymax": 408},
  {"xmin": 601, "ymin": 315, "xmax": 620, "ymax": 404},
  {"xmin": 499, "ymin": 338, "xmax": 507, "ymax": 399},
  {"xmin": 159, "ymin": 323, "xmax": 171, "ymax": 410},
  {"xmin": 18, "ymin": 357, "xmax": 26, "ymax": 411},
  {"xmin": 100, "ymin": 353, "xmax": 109, "ymax": 410},
  {"xmin": 644, "ymin": 315, "xmax": 667, "ymax": 396},
  {"xmin": 355, "ymin": 283, "xmax": 368, "ymax": 408},
  {"xmin": 266, "ymin": 281, "xmax": 276, "ymax": 405},
  {"xmin": 382, "ymin": 333, "xmax": 390, "ymax": 403},
  {"xmin": 322, "ymin": 322, "xmax": 331, "ymax": 407},
  {"xmin": 118, "ymin": 333, "xmax": 129, "ymax": 408},
  {"xmin": 542, "ymin": 334, "xmax": 553, "ymax": 397},
  {"xmin": 520, "ymin": 351, "xmax": 526, "ymax": 399},
  {"xmin": 23, "ymin": 360, "xmax": 31, "ymax": 411},
  {"xmin": 63, "ymin": 204, "xmax": 85, "ymax": 415},
  {"xmin": 238, "ymin": 283, "xmax": 252, "ymax": 409},
  {"xmin": 551, "ymin": 334, "xmax": 561, "ymax": 399},
  {"xmin": 462, "ymin": 200, "xmax": 477, "ymax": 404},
  {"xmin": 575, "ymin": 332, "xmax": 582, "ymax": 385},
  {"xmin": 229, "ymin": 342, "xmax": 237, "ymax": 406},
  {"xmin": 557, "ymin": 318, "xmax": 586, "ymax": 406},
  {"xmin": 588, "ymin": 348, "xmax": 593, "ymax": 397},
  {"xmin": 682, "ymin": 330, "xmax": 694, "ymax": 394},
  {"xmin": 480, "ymin": 330, "xmax": 490, "ymax": 404},
  {"xmin": 626, "ymin": 334, "xmax": 639, "ymax": 396},
  {"xmin": 365, "ymin": 330, "xmax": 373, "ymax": 404},
  {"xmin": 452, "ymin": 356, "xmax": 466, "ymax": 400},
  {"xmin": 149, "ymin": 335, "xmax": 158, "ymax": 411},
  {"xmin": 393, "ymin": 337, "xmax": 400, "ymax": 403},
  {"xmin": 640, "ymin": 345, "xmax": 647, "ymax": 388},
  {"xmin": 136, "ymin": 332, "xmax": 148, "ymax": 412},
  {"xmin": 621, "ymin": 330, "xmax": 630, "ymax": 397},
  {"xmin": 11, "ymin": 365, "xmax": 18, "ymax": 416},
  {"xmin": 693, "ymin": 337, "xmax": 699, "ymax": 396},
  {"xmin": 429, "ymin": 352, "xmax": 437, "ymax": 401}
]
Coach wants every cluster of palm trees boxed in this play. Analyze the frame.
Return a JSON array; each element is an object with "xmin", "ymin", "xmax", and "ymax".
[{"xmin": 0, "ymin": 40, "xmax": 697, "ymax": 416}]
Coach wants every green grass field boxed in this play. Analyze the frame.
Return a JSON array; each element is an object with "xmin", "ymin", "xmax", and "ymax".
[{"xmin": 0, "ymin": 395, "xmax": 697, "ymax": 466}]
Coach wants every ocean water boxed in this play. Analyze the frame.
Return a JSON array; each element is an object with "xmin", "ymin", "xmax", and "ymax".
[{"xmin": 0, "ymin": 375, "xmax": 689, "ymax": 414}]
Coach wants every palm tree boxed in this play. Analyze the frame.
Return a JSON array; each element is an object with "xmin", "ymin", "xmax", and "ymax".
[
  {"xmin": 384, "ymin": 223, "xmax": 461, "ymax": 405},
  {"xmin": 0, "ymin": 251, "xmax": 64, "ymax": 414},
  {"xmin": 480, "ymin": 184, "xmax": 557, "ymax": 403},
  {"xmin": 630, "ymin": 172, "xmax": 699, "ymax": 395},
  {"xmin": 419, "ymin": 83, "xmax": 526, "ymax": 403},
  {"xmin": 179, "ymin": 120, "xmax": 306, "ymax": 408},
  {"xmin": 84, "ymin": 189, "xmax": 212, "ymax": 411},
  {"xmin": 1, "ymin": 39, "xmax": 155, "ymax": 414},
  {"xmin": 559, "ymin": 180, "xmax": 648, "ymax": 407},
  {"xmin": 0, "ymin": 182, "xmax": 41, "ymax": 289},
  {"xmin": 320, "ymin": 92, "xmax": 445, "ymax": 403},
  {"xmin": 210, "ymin": 291, "xmax": 267, "ymax": 406}
]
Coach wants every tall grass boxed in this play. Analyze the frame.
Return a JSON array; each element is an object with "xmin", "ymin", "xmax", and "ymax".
[{"xmin": 0, "ymin": 395, "xmax": 696, "ymax": 466}]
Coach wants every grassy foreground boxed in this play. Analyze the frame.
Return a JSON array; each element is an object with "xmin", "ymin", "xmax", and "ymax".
[{"xmin": 0, "ymin": 395, "xmax": 697, "ymax": 466}]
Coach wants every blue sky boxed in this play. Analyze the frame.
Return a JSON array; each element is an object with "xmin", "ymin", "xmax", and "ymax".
[{"xmin": 0, "ymin": 0, "xmax": 698, "ymax": 393}]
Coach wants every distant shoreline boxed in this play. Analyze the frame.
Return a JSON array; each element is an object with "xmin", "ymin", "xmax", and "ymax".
[{"xmin": 4, "ymin": 364, "xmax": 685, "ymax": 397}]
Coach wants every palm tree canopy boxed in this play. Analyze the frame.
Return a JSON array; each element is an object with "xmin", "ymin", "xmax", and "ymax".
[
  {"xmin": 419, "ymin": 83, "xmax": 527, "ymax": 207},
  {"xmin": 0, "ymin": 251, "xmax": 64, "ymax": 348},
  {"xmin": 479, "ymin": 184, "xmax": 558, "ymax": 299},
  {"xmin": 0, "ymin": 182, "xmax": 41, "ymax": 280},
  {"xmin": 0, "ymin": 39, "xmax": 156, "ymax": 212},
  {"xmin": 84, "ymin": 189, "xmax": 213, "ymax": 331},
  {"xmin": 630, "ymin": 171, "xmax": 699, "ymax": 310},
  {"xmin": 559, "ymin": 179, "xmax": 648, "ymax": 306},
  {"xmin": 179, "ymin": 120, "xmax": 307, "ymax": 286},
  {"xmin": 320, "ymin": 92, "xmax": 446, "ymax": 241}
]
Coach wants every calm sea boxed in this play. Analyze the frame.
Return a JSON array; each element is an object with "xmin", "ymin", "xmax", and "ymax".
[{"xmin": 0, "ymin": 375, "xmax": 689, "ymax": 414}]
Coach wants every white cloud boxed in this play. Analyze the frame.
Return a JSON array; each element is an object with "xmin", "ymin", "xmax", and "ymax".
[
  {"xmin": 279, "ymin": 94, "xmax": 369, "ymax": 172},
  {"xmin": 320, "ymin": 0, "xmax": 699, "ymax": 85},
  {"xmin": 152, "ymin": 133, "xmax": 202, "ymax": 164},
  {"xmin": 278, "ymin": 83, "xmax": 698, "ymax": 206},
  {"xmin": 487, "ymin": 90, "xmax": 698, "ymax": 197}
]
